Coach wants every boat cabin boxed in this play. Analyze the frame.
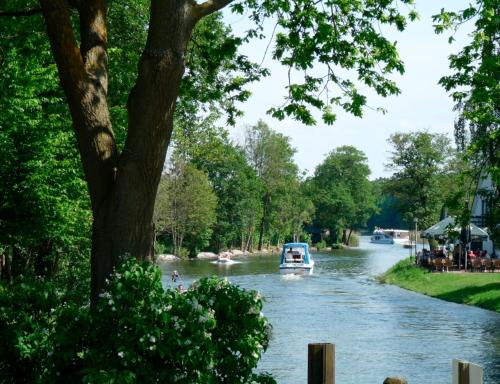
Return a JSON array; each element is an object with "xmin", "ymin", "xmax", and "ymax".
[{"xmin": 280, "ymin": 243, "xmax": 311, "ymax": 264}]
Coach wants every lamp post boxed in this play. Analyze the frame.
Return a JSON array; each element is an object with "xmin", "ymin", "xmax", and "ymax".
[{"xmin": 413, "ymin": 218, "xmax": 418, "ymax": 263}]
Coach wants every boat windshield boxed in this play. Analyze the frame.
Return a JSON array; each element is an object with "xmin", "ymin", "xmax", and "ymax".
[{"xmin": 281, "ymin": 243, "xmax": 309, "ymax": 263}]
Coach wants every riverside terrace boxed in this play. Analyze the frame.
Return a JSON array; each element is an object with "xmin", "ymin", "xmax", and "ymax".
[
  {"xmin": 417, "ymin": 215, "xmax": 498, "ymax": 272},
  {"xmin": 417, "ymin": 247, "xmax": 500, "ymax": 272}
]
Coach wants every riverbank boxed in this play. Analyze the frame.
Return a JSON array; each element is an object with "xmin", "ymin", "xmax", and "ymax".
[{"xmin": 380, "ymin": 258, "xmax": 500, "ymax": 313}]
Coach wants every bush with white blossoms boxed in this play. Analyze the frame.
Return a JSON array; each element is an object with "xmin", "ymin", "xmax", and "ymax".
[{"xmin": 1, "ymin": 258, "xmax": 275, "ymax": 383}]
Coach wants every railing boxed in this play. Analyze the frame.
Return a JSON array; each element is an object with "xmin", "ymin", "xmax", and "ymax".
[{"xmin": 307, "ymin": 343, "xmax": 484, "ymax": 384}]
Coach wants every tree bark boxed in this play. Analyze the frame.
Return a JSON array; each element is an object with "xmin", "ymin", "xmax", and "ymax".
[
  {"xmin": 39, "ymin": 0, "xmax": 217, "ymax": 303},
  {"xmin": 346, "ymin": 228, "xmax": 353, "ymax": 245},
  {"xmin": 258, "ymin": 193, "xmax": 270, "ymax": 250}
]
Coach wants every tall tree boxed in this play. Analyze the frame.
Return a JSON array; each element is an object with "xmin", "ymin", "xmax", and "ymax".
[
  {"xmin": 2, "ymin": 0, "xmax": 416, "ymax": 300},
  {"xmin": 385, "ymin": 131, "xmax": 453, "ymax": 229},
  {"xmin": 171, "ymin": 114, "xmax": 264, "ymax": 252},
  {"xmin": 434, "ymin": 1, "xmax": 499, "ymax": 242},
  {"xmin": 434, "ymin": 0, "xmax": 499, "ymax": 182},
  {"xmin": 154, "ymin": 160, "xmax": 217, "ymax": 257},
  {"xmin": 244, "ymin": 121, "xmax": 298, "ymax": 250},
  {"xmin": 311, "ymin": 146, "xmax": 375, "ymax": 245}
]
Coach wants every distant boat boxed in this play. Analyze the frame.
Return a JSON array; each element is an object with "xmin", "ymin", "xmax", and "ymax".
[
  {"xmin": 370, "ymin": 230, "xmax": 395, "ymax": 244},
  {"xmin": 279, "ymin": 243, "xmax": 314, "ymax": 274},
  {"xmin": 370, "ymin": 228, "xmax": 410, "ymax": 245}
]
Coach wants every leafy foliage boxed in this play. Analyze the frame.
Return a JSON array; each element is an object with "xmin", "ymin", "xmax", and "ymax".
[
  {"xmin": 244, "ymin": 121, "xmax": 302, "ymax": 248},
  {"xmin": 171, "ymin": 116, "xmax": 264, "ymax": 252},
  {"xmin": 433, "ymin": 0, "xmax": 499, "ymax": 241},
  {"xmin": 232, "ymin": 0, "xmax": 417, "ymax": 124},
  {"xmin": 433, "ymin": 1, "xmax": 499, "ymax": 180},
  {"xmin": 310, "ymin": 146, "xmax": 376, "ymax": 244},
  {"xmin": 0, "ymin": 5, "xmax": 91, "ymax": 278},
  {"xmin": 0, "ymin": 260, "xmax": 274, "ymax": 383},
  {"xmin": 384, "ymin": 131, "xmax": 456, "ymax": 229},
  {"xmin": 154, "ymin": 160, "xmax": 217, "ymax": 257}
]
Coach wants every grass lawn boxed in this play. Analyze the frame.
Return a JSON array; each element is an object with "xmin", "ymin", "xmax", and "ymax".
[{"xmin": 380, "ymin": 258, "xmax": 500, "ymax": 313}]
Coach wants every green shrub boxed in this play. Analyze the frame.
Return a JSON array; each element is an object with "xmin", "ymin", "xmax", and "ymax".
[
  {"xmin": 154, "ymin": 240, "xmax": 168, "ymax": 256},
  {"xmin": 0, "ymin": 277, "xmax": 61, "ymax": 383},
  {"xmin": 314, "ymin": 240, "xmax": 327, "ymax": 250},
  {"xmin": 177, "ymin": 247, "xmax": 190, "ymax": 259},
  {"xmin": 0, "ymin": 259, "xmax": 275, "ymax": 384}
]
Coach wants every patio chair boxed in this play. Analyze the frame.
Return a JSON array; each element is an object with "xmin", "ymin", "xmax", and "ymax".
[
  {"xmin": 482, "ymin": 259, "xmax": 493, "ymax": 272},
  {"xmin": 492, "ymin": 259, "xmax": 500, "ymax": 272},
  {"xmin": 471, "ymin": 259, "xmax": 482, "ymax": 272},
  {"xmin": 433, "ymin": 258, "xmax": 444, "ymax": 272},
  {"xmin": 443, "ymin": 258, "xmax": 453, "ymax": 272}
]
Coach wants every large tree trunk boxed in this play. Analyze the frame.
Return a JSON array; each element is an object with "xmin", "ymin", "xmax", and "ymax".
[{"xmin": 39, "ymin": 0, "xmax": 228, "ymax": 303}]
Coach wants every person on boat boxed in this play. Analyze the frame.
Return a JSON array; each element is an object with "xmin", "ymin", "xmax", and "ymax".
[{"xmin": 177, "ymin": 284, "xmax": 186, "ymax": 293}]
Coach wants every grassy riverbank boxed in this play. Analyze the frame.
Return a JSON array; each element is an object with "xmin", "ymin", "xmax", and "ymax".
[{"xmin": 380, "ymin": 258, "xmax": 500, "ymax": 313}]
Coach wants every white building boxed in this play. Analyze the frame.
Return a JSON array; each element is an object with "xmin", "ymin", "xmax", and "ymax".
[{"xmin": 471, "ymin": 173, "xmax": 497, "ymax": 255}]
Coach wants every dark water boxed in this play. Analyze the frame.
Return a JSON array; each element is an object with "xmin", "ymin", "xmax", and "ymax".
[{"xmin": 159, "ymin": 237, "xmax": 500, "ymax": 384}]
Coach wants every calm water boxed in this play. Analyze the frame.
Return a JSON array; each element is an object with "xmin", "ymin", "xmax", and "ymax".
[{"xmin": 159, "ymin": 237, "xmax": 500, "ymax": 383}]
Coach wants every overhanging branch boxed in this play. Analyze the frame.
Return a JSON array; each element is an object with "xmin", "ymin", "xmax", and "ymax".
[
  {"xmin": 192, "ymin": 0, "xmax": 233, "ymax": 21},
  {"xmin": 0, "ymin": 8, "xmax": 42, "ymax": 17}
]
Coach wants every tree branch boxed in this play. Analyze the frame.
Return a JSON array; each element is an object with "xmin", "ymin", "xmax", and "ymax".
[
  {"xmin": 39, "ymin": 0, "xmax": 85, "ymax": 87},
  {"xmin": 192, "ymin": 0, "xmax": 234, "ymax": 22},
  {"xmin": 0, "ymin": 8, "xmax": 42, "ymax": 17}
]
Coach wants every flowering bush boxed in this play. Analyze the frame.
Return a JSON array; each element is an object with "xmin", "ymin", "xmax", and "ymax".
[{"xmin": 0, "ymin": 259, "xmax": 275, "ymax": 383}]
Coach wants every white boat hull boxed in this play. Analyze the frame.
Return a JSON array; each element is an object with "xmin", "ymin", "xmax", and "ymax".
[
  {"xmin": 392, "ymin": 238, "xmax": 408, "ymax": 245},
  {"xmin": 279, "ymin": 260, "xmax": 314, "ymax": 274}
]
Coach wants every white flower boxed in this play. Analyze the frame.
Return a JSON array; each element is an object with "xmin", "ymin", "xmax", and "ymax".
[{"xmin": 118, "ymin": 351, "xmax": 124, "ymax": 358}]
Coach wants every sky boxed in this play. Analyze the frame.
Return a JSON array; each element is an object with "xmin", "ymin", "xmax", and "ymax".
[{"xmin": 222, "ymin": 0, "xmax": 473, "ymax": 179}]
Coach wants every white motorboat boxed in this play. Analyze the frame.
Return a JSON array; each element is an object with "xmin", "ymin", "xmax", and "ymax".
[
  {"xmin": 370, "ymin": 230, "xmax": 395, "ymax": 244},
  {"xmin": 279, "ymin": 243, "xmax": 314, "ymax": 274},
  {"xmin": 381, "ymin": 229, "xmax": 410, "ymax": 244}
]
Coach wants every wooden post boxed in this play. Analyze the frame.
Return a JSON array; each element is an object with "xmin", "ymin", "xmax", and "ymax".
[
  {"xmin": 453, "ymin": 359, "xmax": 483, "ymax": 384},
  {"xmin": 308, "ymin": 343, "xmax": 335, "ymax": 384}
]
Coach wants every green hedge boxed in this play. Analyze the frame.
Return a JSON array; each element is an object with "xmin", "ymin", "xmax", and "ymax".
[{"xmin": 0, "ymin": 259, "xmax": 275, "ymax": 383}]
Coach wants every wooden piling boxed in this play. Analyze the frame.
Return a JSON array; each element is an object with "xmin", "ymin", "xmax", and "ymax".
[
  {"xmin": 307, "ymin": 343, "xmax": 335, "ymax": 384},
  {"xmin": 453, "ymin": 359, "xmax": 483, "ymax": 384}
]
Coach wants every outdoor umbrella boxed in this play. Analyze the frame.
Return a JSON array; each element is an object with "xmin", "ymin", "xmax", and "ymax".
[{"xmin": 421, "ymin": 216, "xmax": 489, "ymax": 240}]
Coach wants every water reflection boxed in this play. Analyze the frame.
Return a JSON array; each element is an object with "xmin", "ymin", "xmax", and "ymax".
[{"xmin": 159, "ymin": 237, "xmax": 500, "ymax": 384}]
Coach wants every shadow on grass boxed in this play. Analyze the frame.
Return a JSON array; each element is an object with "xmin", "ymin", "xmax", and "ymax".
[{"xmin": 435, "ymin": 282, "xmax": 500, "ymax": 313}]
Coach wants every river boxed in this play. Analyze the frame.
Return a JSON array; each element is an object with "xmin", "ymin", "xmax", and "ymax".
[{"xmin": 159, "ymin": 237, "xmax": 500, "ymax": 384}]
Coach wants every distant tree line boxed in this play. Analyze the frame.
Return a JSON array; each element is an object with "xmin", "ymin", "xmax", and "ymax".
[{"xmin": 153, "ymin": 119, "xmax": 381, "ymax": 255}]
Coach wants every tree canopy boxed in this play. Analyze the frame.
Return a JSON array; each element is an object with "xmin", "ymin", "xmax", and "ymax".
[
  {"xmin": 433, "ymin": 0, "xmax": 499, "ymax": 183},
  {"xmin": 0, "ymin": 0, "xmax": 418, "ymax": 297},
  {"xmin": 384, "ymin": 131, "xmax": 456, "ymax": 229},
  {"xmin": 434, "ymin": 0, "xmax": 499, "ymax": 242},
  {"xmin": 310, "ymin": 146, "xmax": 376, "ymax": 244}
]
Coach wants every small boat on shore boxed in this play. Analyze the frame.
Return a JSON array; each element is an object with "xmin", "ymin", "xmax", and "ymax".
[
  {"xmin": 217, "ymin": 253, "xmax": 233, "ymax": 263},
  {"xmin": 279, "ymin": 242, "xmax": 314, "ymax": 274}
]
